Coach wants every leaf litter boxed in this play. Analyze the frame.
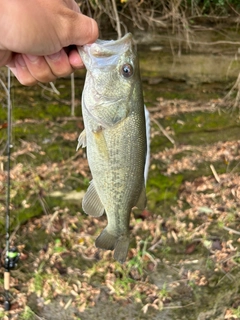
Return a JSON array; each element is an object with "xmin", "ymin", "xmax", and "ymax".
[{"xmin": 0, "ymin": 98, "xmax": 240, "ymax": 319}]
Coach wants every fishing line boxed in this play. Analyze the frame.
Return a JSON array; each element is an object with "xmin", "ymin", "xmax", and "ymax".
[{"xmin": 3, "ymin": 69, "xmax": 20, "ymax": 311}]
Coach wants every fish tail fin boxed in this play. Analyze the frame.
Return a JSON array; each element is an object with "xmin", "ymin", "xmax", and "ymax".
[
  {"xmin": 114, "ymin": 236, "xmax": 130, "ymax": 264},
  {"xmin": 95, "ymin": 229, "xmax": 129, "ymax": 264}
]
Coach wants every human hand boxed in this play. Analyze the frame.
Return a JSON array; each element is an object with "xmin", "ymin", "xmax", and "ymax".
[{"xmin": 0, "ymin": 0, "xmax": 98, "ymax": 85}]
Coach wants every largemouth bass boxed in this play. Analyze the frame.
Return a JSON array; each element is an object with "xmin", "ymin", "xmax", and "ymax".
[{"xmin": 77, "ymin": 33, "xmax": 147, "ymax": 263}]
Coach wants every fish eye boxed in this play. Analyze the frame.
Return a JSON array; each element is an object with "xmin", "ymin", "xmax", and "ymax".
[{"xmin": 121, "ymin": 63, "xmax": 133, "ymax": 78}]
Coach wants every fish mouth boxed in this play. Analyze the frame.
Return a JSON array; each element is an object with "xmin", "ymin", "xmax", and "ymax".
[
  {"xmin": 93, "ymin": 33, "xmax": 133, "ymax": 52},
  {"xmin": 91, "ymin": 33, "xmax": 133, "ymax": 57},
  {"xmin": 78, "ymin": 33, "xmax": 134, "ymax": 68}
]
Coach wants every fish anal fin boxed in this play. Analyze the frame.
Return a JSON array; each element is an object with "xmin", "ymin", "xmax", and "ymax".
[
  {"xmin": 82, "ymin": 180, "xmax": 105, "ymax": 217},
  {"xmin": 76, "ymin": 129, "xmax": 86, "ymax": 150},
  {"xmin": 95, "ymin": 228, "xmax": 117, "ymax": 251},
  {"xmin": 135, "ymin": 184, "xmax": 147, "ymax": 210}
]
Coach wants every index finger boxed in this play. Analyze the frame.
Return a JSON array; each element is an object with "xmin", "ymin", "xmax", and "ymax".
[{"xmin": 68, "ymin": 47, "xmax": 84, "ymax": 69}]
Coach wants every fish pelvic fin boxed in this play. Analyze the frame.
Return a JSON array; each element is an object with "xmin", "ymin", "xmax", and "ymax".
[
  {"xmin": 82, "ymin": 180, "xmax": 105, "ymax": 217},
  {"xmin": 95, "ymin": 229, "xmax": 130, "ymax": 264},
  {"xmin": 76, "ymin": 129, "xmax": 86, "ymax": 151}
]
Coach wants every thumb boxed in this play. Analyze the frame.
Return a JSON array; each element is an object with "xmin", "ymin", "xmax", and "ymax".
[{"xmin": 63, "ymin": 12, "xmax": 99, "ymax": 46}]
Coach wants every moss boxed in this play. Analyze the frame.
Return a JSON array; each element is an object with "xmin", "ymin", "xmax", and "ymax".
[
  {"xmin": 146, "ymin": 173, "xmax": 183, "ymax": 211},
  {"xmin": 150, "ymin": 107, "xmax": 240, "ymax": 153}
]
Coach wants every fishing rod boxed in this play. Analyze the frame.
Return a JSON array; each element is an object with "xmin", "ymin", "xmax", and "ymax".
[{"xmin": 3, "ymin": 68, "xmax": 20, "ymax": 311}]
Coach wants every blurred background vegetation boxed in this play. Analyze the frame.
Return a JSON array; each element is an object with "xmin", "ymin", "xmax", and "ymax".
[{"xmin": 78, "ymin": 0, "xmax": 240, "ymax": 38}]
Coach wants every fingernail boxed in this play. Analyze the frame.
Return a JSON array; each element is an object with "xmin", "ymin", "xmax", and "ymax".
[
  {"xmin": 16, "ymin": 55, "xmax": 26, "ymax": 68},
  {"xmin": 47, "ymin": 51, "xmax": 61, "ymax": 61},
  {"xmin": 25, "ymin": 54, "xmax": 39, "ymax": 62}
]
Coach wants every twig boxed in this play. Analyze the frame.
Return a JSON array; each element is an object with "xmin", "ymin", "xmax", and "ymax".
[
  {"xmin": 38, "ymin": 194, "xmax": 49, "ymax": 216},
  {"xmin": 71, "ymin": 73, "xmax": 75, "ymax": 116},
  {"xmin": 46, "ymin": 210, "xmax": 59, "ymax": 232},
  {"xmin": 0, "ymin": 76, "xmax": 9, "ymax": 97},
  {"xmin": 210, "ymin": 164, "xmax": 220, "ymax": 183},
  {"xmin": 38, "ymin": 82, "xmax": 60, "ymax": 95},
  {"xmin": 111, "ymin": 0, "xmax": 122, "ymax": 39},
  {"xmin": 163, "ymin": 302, "xmax": 195, "ymax": 310},
  {"xmin": 217, "ymin": 270, "xmax": 235, "ymax": 284},
  {"xmin": 151, "ymin": 117, "xmax": 175, "ymax": 145},
  {"xmin": 148, "ymin": 238, "xmax": 162, "ymax": 251},
  {"xmin": 49, "ymin": 82, "xmax": 60, "ymax": 95},
  {"xmin": 64, "ymin": 298, "xmax": 73, "ymax": 310},
  {"xmin": 223, "ymin": 226, "xmax": 240, "ymax": 236}
]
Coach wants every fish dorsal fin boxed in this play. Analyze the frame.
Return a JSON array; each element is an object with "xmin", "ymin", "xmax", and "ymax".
[
  {"xmin": 82, "ymin": 180, "xmax": 105, "ymax": 217},
  {"xmin": 135, "ymin": 184, "xmax": 147, "ymax": 210},
  {"xmin": 144, "ymin": 105, "xmax": 151, "ymax": 183}
]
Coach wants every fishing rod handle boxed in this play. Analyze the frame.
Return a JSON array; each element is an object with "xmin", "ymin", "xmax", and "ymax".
[{"xmin": 4, "ymin": 271, "xmax": 10, "ymax": 290}]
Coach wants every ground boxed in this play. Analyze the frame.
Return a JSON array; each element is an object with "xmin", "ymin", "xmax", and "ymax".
[{"xmin": 0, "ymin": 72, "xmax": 240, "ymax": 319}]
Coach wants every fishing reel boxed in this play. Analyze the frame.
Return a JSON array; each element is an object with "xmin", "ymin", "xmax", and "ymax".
[
  {"xmin": 4, "ymin": 247, "xmax": 20, "ymax": 270},
  {"xmin": 3, "ymin": 247, "xmax": 20, "ymax": 311}
]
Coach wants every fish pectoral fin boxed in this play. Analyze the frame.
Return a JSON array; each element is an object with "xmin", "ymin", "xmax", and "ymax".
[
  {"xmin": 76, "ymin": 129, "xmax": 87, "ymax": 150},
  {"xmin": 82, "ymin": 180, "xmax": 105, "ymax": 217},
  {"xmin": 135, "ymin": 184, "xmax": 147, "ymax": 210},
  {"xmin": 95, "ymin": 229, "xmax": 129, "ymax": 264}
]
